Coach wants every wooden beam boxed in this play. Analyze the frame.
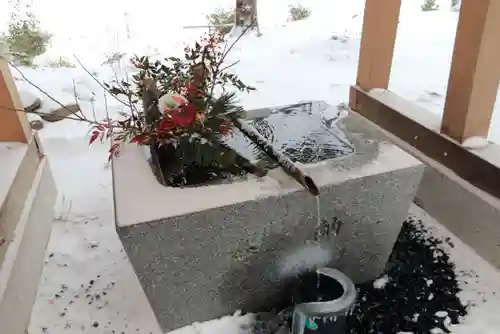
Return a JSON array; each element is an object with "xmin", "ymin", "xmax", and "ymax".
[
  {"xmin": 0, "ymin": 57, "xmax": 31, "ymax": 143},
  {"xmin": 351, "ymin": 85, "xmax": 500, "ymax": 200},
  {"xmin": 352, "ymin": 0, "xmax": 401, "ymax": 95},
  {"xmin": 442, "ymin": 0, "xmax": 500, "ymax": 142}
]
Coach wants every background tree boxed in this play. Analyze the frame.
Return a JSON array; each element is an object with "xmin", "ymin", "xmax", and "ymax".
[
  {"xmin": 451, "ymin": 0, "xmax": 461, "ymax": 11},
  {"xmin": 235, "ymin": 0, "xmax": 259, "ymax": 32},
  {"xmin": 421, "ymin": 0, "xmax": 439, "ymax": 12},
  {"xmin": 2, "ymin": 0, "xmax": 51, "ymax": 66},
  {"xmin": 206, "ymin": 7, "xmax": 235, "ymax": 35},
  {"xmin": 288, "ymin": 4, "xmax": 312, "ymax": 22}
]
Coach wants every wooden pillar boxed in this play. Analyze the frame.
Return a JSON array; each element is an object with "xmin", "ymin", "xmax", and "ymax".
[
  {"xmin": 441, "ymin": 0, "xmax": 500, "ymax": 142},
  {"xmin": 0, "ymin": 57, "xmax": 31, "ymax": 143},
  {"xmin": 353, "ymin": 0, "xmax": 401, "ymax": 92}
]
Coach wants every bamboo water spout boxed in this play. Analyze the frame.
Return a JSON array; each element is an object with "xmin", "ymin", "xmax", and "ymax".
[{"xmin": 227, "ymin": 116, "xmax": 321, "ymax": 196}]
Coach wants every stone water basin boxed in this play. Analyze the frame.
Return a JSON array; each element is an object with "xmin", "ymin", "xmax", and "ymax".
[{"xmin": 112, "ymin": 101, "xmax": 425, "ymax": 332}]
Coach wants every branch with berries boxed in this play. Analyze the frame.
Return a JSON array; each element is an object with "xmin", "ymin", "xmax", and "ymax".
[
  {"xmin": 8, "ymin": 23, "xmax": 260, "ymax": 179},
  {"xmin": 77, "ymin": 24, "xmax": 263, "ymax": 185}
]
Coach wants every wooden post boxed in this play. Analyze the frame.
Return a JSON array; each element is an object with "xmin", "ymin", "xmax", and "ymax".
[
  {"xmin": 0, "ymin": 57, "xmax": 31, "ymax": 143},
  {"xmin": 441, "ymin": 0, "xmax": 500, "ymax": 142},
  {"xmin": 353, "ymin": 0, "xmax": 401, "ymax": 93}
]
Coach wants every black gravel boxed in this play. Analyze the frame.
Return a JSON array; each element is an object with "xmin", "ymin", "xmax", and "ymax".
[
  {"xmin": 248, "ymin": 217, "xmax": 470, "ymax": 334},
  {"xmin": 347, "ymin": 217, "xmax": 468, "ymax": 334}
]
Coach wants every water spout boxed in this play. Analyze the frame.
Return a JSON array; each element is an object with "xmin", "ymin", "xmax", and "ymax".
[{"xmin": 228, "ymin": 116, "xmax": 321, "ymax": 196}]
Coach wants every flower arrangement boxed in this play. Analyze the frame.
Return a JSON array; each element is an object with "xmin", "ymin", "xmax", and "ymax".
[
  {"xmin": 9, "ymin": 26, "xmax": 330, "ymax": 194},
  {"xmin": 10, "ymin": 22, "xmax": 323, "ymax": 192},
  {"xmin": 88, "ymin": 31, "xmax": 263, "ymax": 186}
]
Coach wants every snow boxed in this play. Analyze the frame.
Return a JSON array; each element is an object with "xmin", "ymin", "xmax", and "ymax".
[
  {"xmin": 8, "ymin": 1, "xmax": 500, "ymax": 143},
  {"xmin": 461, "ymin": 137, "xmax": 490, "ymax": 150},
  {"xmin": 0, "ymin": 0, "xmax": 496, "ymax": 333},
  {"xmin": 436, "ymin": 311, "xmax": 449, "ymax": 318},
  {"xmin": 373, "ymin": 275, "xmax": 390, "ymax": 289},
  {"xmin": 19, "ymin": 90, "xmax": 42, "ymax": 122},
  {"xmin": 409, "ymin": 206, "xmax": 500, "ymax": 334},
  {"xmin": 19, "ymin": 90, "xmax": 39, "ymax": 109}
]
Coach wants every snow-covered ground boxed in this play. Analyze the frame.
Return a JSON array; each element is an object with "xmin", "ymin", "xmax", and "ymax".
[
  {"xmin": 10, "ymin": 1, "xmax": 500, "ymax": 143},
  {"xmin": 3, "ymin": 0, "xmax": 500, "ymax": 333}
]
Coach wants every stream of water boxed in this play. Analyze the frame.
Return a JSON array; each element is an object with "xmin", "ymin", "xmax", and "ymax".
[
  {"xmin": 314, "ymin": 194, "xmax": 343, "ymax": 290},
  {"xmin": 315, "ymin": 195, "xmax": 323, "ymax": 290},
  {"xmin": 315, "ymin": 195, "xmax": 322, "ymax": 242}
]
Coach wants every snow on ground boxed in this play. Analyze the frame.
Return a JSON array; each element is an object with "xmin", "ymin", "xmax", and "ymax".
[
  {"xmin": 409, "ymin": 206, "xmax": 500, "ymax": 334},
  {"xmin": 12, "ymin": 3, "xmax": 500, "ymax": 143},
  {"xmin": 7, "ymin": 1, "xmax": 498, "ymax": 333}
]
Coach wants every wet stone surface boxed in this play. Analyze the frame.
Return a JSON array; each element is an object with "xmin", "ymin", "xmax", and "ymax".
[{"xmin": 225, "ymin": 101, "xmax": 354, "ymax": 168}]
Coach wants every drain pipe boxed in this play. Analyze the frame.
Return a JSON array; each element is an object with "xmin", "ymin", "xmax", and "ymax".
[
  {"xmin": 228, "ymin": 116, "xmax": 320, "ymax": 196},
  {"xmin": 292, "ymin": 268, "xmax": 357, "ymax": 334}
]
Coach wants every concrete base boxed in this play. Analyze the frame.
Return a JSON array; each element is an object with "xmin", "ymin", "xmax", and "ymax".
[
  {"xmin": 415, "ymin": 165, "xmax": 500, "ymax": 269},
  {"xmin": 347, "ymin": 88, "xmax": 500, "ymax": 269},
  {"xmin": 0, "ymin": 140, "xmax": 57, "ymax": 334},
  {"xmin": 113, "ymin": 104, "xmax": 424, "ymax": 332}
]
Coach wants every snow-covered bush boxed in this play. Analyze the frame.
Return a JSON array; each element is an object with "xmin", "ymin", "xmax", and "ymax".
[
  {"xmin": 421, "ymin": 0, "xmax": 439, "ymax": 11},
  {"xmin": 0, "ymin": 37, "xmax": 9, "ymax": 58},
  {"xmin": 2, "ymin": 0, "xmax": 51, "ymax": 66},
  {"xmin": 206, "ymin": 7, "xmax": 235, "ymax": 35},
  {"xmin": 46, "ymin": 57, "xmax": 76, "ymax": 68},
  {"xmin": 102, "ymin": 52, "xmax": 127, "ymax": 66},
  {"xmin": 451, "ymin": 0, "xmax": 461, "ymax": 12},
  {"xmin": 288, "ymin": 4, "xmax": 312, "ymax": 22}
]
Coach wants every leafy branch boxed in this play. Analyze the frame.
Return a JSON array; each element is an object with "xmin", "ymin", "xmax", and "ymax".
[{"xmin": 8, "ymin": 27, "xmax": 258, "ymax": 167}]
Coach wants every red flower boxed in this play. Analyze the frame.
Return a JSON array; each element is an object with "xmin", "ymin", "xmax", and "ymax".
[
  {"xmin": 158, "ymin": 118, "xmax": 175, "ymax": 132},
  {"xmin": 219, "ymin": 120, "xmax": 233, "ymax": 136},
  {"xmin": 173, "ymin": 103, "xmax": 197, "ymax": 126},
  {"xmin": 171, "ymin": 95, "xmax": 186, "ymax": 104},
  {"xmin": 158, "ymin": 103, "xmax": 198, "ymax": 133}
]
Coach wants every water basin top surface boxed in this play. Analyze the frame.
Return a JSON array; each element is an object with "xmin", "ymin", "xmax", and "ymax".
[{"xmin": 224, "ymin": 101, "xmax": 354, "ymax": 167}]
